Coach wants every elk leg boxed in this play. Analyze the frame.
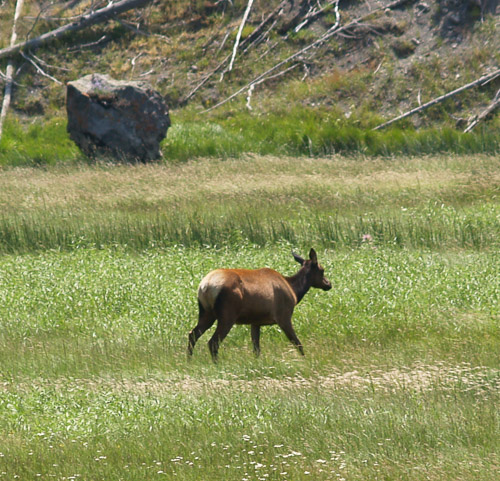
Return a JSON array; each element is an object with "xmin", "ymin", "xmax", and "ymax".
[
  {"xmin": 251, "ymin": 325, "xmax": 261, "ymax": 356},
  {"xmin": 279, "ymin": 320, "xmax": 304, "ymax": 356},
  {"xmin": 188, "ymin": 301, "xmax": 216, "ymax": 356},
  {"xmin": 207, "ymin": 319, "xmax": 235, "ymax": 361},
  {"xmin": 207, "ymin": 288, "xmax": 243, "ymax": 361}
]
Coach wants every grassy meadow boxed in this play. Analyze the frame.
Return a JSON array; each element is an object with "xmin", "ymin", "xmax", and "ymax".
[{"xmin": 0, "ymin": 154, "xmax": 499, "ymax": 480}]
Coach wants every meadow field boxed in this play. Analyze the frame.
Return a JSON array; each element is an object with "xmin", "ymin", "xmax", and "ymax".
[{"xmin": 0, "ymin": 154, "xmax": 498, "ymax": 480}]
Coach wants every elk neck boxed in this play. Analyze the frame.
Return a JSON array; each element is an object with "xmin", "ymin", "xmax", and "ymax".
[{"xmin": 285, "ymin": 267, "xmax": 312, "ymax": 305}]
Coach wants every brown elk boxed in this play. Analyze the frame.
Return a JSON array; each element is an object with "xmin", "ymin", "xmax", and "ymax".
[{"xmin": 188, "ymin": 248, "xmax": 331, "ymax": 360}]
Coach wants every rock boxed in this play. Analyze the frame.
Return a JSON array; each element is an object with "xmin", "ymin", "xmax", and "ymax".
[{"xmin": 66, "ymin": 73, "xmax": 170, "ymax": 161}]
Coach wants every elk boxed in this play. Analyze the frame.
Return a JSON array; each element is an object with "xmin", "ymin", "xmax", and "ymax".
[{"xmin": 188, "ymin": 248, "xmax": 331, "ymax": 360}]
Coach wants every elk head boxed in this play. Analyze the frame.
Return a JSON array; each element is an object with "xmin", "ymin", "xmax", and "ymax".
[{"xmin": 292, "ymin": 248, "xmax": 332, "ymax": 291}]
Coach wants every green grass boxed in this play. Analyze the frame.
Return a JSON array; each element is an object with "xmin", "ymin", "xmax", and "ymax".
[
  {"xmin": 162, "ymin": 112, "xmax": 500, "ymax": 161},
  {"xmin": 0, "ymin": 246, "xmax": 498, "ymax": 480},
  {"xmin": 0, "ymin": 107, "xmax": 498, "ymax": 166},
  {"xmin": 0, "ymin": 117, "xmax": 84, "ymax": 166},
  {"xmin": 0, "ymin": 154, "xmax": 498, "ymax": 480},
  {"xmin": 1, "ymin": 373, "xmax": 498, "ymax": 480},
  {"xmin": 0, "ymin": 246, "xmax": 498, "ymax": 367}
]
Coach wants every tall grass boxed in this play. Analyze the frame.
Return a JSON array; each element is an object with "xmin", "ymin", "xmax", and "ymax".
[
  {"xmin": 0, "ymin": 154, "xmax": 498, "ymax": 253},
  {"xmin": 163, "ymin": 110, "xmax": 500, "ymax": 161},
  {"xmin": 0, "ymin": 203, "xmax": 498, "ymax": 253}
]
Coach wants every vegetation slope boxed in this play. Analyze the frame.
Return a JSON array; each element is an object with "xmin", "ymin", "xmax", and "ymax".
[{"xmin": 0, "ymin": 0, "xmax": 499, "ymax": 164}]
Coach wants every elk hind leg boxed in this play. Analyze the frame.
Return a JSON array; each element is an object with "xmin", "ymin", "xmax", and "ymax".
[
  {"xmin": 207, "ymin": 319, "xmax": 235, "ymax": 361},
  {"xmin": 207, "ymin": 289, "xmax": 240, "ymax": 361},
  {"xmin": 188, "ymin": 301, "xmax": 216, "ymax": 356}
]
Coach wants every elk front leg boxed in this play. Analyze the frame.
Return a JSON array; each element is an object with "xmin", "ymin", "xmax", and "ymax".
[
  {"xmin": 279, "ymin": 317, "xmax": 304, "ymax": 356},
  {"xmin": 207, "ymin": 319, "xmax": 235, "ymax": 361}
]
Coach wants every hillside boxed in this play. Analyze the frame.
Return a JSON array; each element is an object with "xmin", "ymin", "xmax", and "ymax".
[{"xmin": 0, "ymin": 0, "xmax": 499, "ymax": 162}]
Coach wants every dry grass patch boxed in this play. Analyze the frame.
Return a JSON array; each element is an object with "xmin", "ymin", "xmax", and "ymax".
[
  {"xmin": 5, "ymin": 362, "xmax": 498, "ymax": 397},
  {"xmin": 1, "ymin": 154, "xmax": 498, "ymax": 214}
]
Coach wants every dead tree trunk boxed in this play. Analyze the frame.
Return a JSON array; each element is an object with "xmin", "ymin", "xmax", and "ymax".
[
  {"xmin": 0, "ymin": 0, "xmax": 25, "ymax": 141},
  {"xmin": 227, "ymin": 0, "xmax": 255, "ymax": 74}
]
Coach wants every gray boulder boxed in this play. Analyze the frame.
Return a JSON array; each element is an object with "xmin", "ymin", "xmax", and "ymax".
[{"xmin": 66, "ymin": 73, "xmax": 170, "ymax": 161}]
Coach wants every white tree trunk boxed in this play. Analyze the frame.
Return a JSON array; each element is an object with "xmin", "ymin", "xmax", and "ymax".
[
  {"xmin": 227, "ymin": 0, "xmax": 255, "ymax": 73},
  {"xmin": 0, "ymin": 0, "xmax": 25, "ymax": 141}
]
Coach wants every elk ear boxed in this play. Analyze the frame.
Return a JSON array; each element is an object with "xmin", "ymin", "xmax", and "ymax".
[
  {"xmin": 292, "ymin": 251, "xmax": 305, "ymax": 265},
  {"xmin": 309, "ymin": 248, "xmax": 318, "ymax": 264}
]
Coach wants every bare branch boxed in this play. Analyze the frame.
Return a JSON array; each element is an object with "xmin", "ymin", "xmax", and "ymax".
[
  {"xmin": 22, "ymin": 1, "xmax": 53, "ymax": 44},
  {"xmin": 28, "ymin": 51, "xmax": 71, "ymax": 71},
  {"xmin": 20, "ymin": 51, "xmax": 62, "ymax": 85},
  {"xmin": 294, "ymin": 0, "xmax": 338, "ymax": 33},
  {"xmin": 67, "ymin": 34, "xmax": 109, "ymax": 52},
  {"xmin": 246, "ymin": 63, "xmax": 299, "ymax": 110}
]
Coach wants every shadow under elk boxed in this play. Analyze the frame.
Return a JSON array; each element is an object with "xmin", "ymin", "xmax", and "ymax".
[{"xmin": 188, "ymin": 248, "xmax": 331, "ymax": 360}]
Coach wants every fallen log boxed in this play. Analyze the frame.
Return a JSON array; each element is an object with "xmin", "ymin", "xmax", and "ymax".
[
  {"xmin": 0, "ymin": 0, "xmax": 152, "ymax": 62},
  {"xmin": 373, "ymin": 69, "xmax": 500, "ymax": 130}
]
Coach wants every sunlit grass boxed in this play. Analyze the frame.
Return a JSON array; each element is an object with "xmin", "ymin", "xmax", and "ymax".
[
  {"xmin": 0, "ymin": 154, "xmax": 498, "ymax": 480},
  {"xmin": 1, "ymin": 368, "xmax": 498, "ymax": 480},
  {"xmin": 0, "ymin": 246, "xmax": 498, "ymax": 374}
]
